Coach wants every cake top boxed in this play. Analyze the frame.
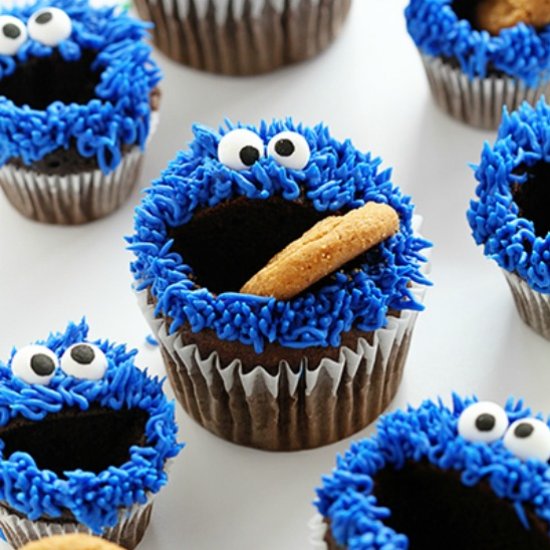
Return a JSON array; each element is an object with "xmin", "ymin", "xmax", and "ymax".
[
  {"xmin": 0, "ymin": 320, "xmax": 182, "ymax": 533},
  {"xmin": 316, "ymin": 395, "xmax": 550, "ymax": 549},
  {"xmin": 129, "ymin": 119, "xmax": 431, "ymax": 353},
  {"xmin": 0, "ymin": 0, "xmax": 160, "ymax": 172},
  {"xmin": 467, "ymin": 98, "xmax": 550, "ymax": 293},
  {"xmin": 405, "ymin": 0, "xmax": 550, "ymax": 85}
]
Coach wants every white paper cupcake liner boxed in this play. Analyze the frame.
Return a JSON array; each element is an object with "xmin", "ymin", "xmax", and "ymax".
[
  {"xmin": 503, "ymin": 271, "xmax": 550, "ymax": 340},
  {"xmin": 134, "ymin": 0, "xmax": 351, "ymax": 75},
  {"xmin": 0, "ymin": 147, "xmax": 144, "ymax": 225},
  {"xmin": 137, "ymin": 276, "xmax": 426, "ymax": 450},
  {"xmin": 420, "ymin": 54, "xmax": 550, "ymax": 130},
  {"xmin": 0, "ymin": 498, "xmax": 154, "ymax": 549},
  {"xmin": 309, "ymin": 514, "xmax": 329, "ymax": 549}
]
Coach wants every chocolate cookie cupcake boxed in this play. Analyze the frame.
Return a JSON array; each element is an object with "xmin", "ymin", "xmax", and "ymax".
[
  {"xmin": 129, "ymin": 119, "xmax": 431, "ymax": 451},
  {"xmin": 0, "ymin": 320, "xmax": 182, "ymax": 549},
  {"xmin": 133, "ymin": 0, "xmax": 351, "ymax": 75},
  {"xmin": 468, "ymin": 98, "xmax": 550, "ymax": 339},
  {"xmin": 405, "ymin": 0, "xmax": 550, "ymax": 129},
  {"xmin": 313, "ymin": 395, "xmax": 550, "ymax": 549},
  {"xmin": 0, "ymin": 0, "xmax": 161, "ymax": 224}
]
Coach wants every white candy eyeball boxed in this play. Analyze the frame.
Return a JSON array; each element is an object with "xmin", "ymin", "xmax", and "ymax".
[
  {"xmin": 267, "ymin": 131, "xmax": 311, "ymax": 170},
  {"xmin": 11, "ymin": 345, "xmax": 58, "ymax": 385},
  {"xmin": 28, "ymin": 8, "xmax": 72, "ymax": 47},
  {"xmin": 457, "ymin": 401, "xmax": 509, "ymax": 443},
  {"xmin": 503, "ymin": 418, "xmax": 550, "ymax": 462},
  {"xmin": 0, "ymin": 16, "xmax": 27, "ymax": 56},
  {"xmin": 60, "ymin": 343, "xmax": 108, "ymax": 380},
  {"xmin": 217, "ymin": 129, "xmax": 264, "ymax": 171}
]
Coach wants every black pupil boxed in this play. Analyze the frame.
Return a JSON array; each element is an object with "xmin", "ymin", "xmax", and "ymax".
[
  {"xmin": 70, "ymin": 344, "xmax": 95, "ymax": 365},
  {"xmin": 475, "ymin": 413, "xmax": 496, "ymax": 432},
  {"xmin": 514, "ymin": 422, "xmax": 534, "ymax": 439},
  {"xmin": 239, "ymin": 146, "xmax": 260, "ymax": 167},
  {"xmin": 3, "ymin": 23, "xmax": 21, "ymax": 40},
  {"xmin": 30, "ymin": 353, "xmax": 55, "ymax": 376},
  {"xmin": 36, "ymin": 12, "xmax": 53, "ymax": 25},
  {"xmin": 274, "ymin": 138, "xmax": 295, "ymax": 157}
]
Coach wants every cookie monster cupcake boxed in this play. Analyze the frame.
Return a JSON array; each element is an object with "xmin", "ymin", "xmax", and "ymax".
[
  {"xmin": 133, "ymin": 0, "xmax": 351, "ymax": 75},
  {"xmin": 405, "ymin": 0, "xmax": 550, "ymax": 129},
  {"xmin": 0, "ymin": 0, "xmax": 161, "ymax": 225},
  {"xmin": 313, "ymin": 395, "xmax": 550, "ymax": 549},
  {"xmin": 129, "ymin": 119, "xmax": 431, "ymax": 451},
  {"xmin": 0, "ymin": 320, "xmax": 182, "ymax": 549},
  {"xmin": 468, "ymin": 98, "xmax": 550, "ymax": 340}
]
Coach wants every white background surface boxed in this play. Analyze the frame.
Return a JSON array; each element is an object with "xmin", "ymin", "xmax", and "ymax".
[{"xmin": 0, "ymin": 1, "xmax": 549, "ymax": 548}]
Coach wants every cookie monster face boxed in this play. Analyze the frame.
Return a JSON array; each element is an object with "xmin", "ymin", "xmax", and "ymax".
[
  {"xmin": 130, "ymin": 120, "xmax": 430, "ymax": 353},
  {"xmin": 0, "ymin": 0, "xmax": 160, "ymax": 172},
  {"xmin": 0, "ymin": 320, "xmax": 181, "ymax": 534},
  {"xmin": 315, "ymin": 395, "xmax": 550, "ymax": 550}
]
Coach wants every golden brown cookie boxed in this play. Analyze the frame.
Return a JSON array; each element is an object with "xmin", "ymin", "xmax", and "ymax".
[
  {"xmin": 240, "ymin": 201, "xmax": 399, "ymax": 300},
  {"xmin": 477, "ymin": 0, "xmax": 550, "ymax": 35},
  {"xmin": 21, "ymin": 534, "xmax": 124, "ymax": 550}
]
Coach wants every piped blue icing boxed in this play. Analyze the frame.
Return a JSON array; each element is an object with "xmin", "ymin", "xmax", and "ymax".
[
  {"xmin": 129, "ymin": 120, "xmax": 431, "ymax": 353},
  {"xmin": 315, "ymin": 395, "xmax": 550, "ymax": 549},
  {"xmin": 467, "ymin": 98, "xmax": 550, "ymax": 293},
  {"xmin": 0, "ymin": 320, "xmax": 182, "ymax": 534},
  {"xmin": 0, "ymin": 0, "xmax": 160, "ymax": 173},
  {"xmin": 405, "ymin": 0, "xmax": 550, "ymax": 86}
]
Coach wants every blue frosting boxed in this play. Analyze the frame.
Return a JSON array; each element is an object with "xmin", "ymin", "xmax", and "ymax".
[
  {"xmin": 467, "ymin": 98, "xmax": 550, "ymax": 294},
  {"xmin": 315, "ymin": 395, "xmax": 550, "ymax": 549},
  {"xmin": 405, "ymin": 0, "xmax": 550, "ymax": 85},
  {"xmin": 129, "ymin": 120, "xmax": 431, "ymax": 353},
  {"xmin": 0, "ymin": 0, "xmax": 160, "ymax": 173},
  {"xmin": 0, "ymin": 320, "xmax": 182, "ymax": 534}
]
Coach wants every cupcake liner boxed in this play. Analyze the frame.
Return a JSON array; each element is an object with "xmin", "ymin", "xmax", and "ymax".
[
  {"xmin": 137, "ymin": 279, "xmax": 426, "ymax": 451},
  {"xmin": 0, "ymin": 499, "xmax": 154, "ymax": 549},
  {"xmin": 309, "ymin": 514, "xmax": 330, "ymax": 549},
  {"xmin": 503, "ymin": 271, "xmax": 550, "ymax": 340},
  {"xmin": 0, "ymin": 147, "xmax": 144, "ymax": 225},
  {"xmin": 134, "ymin": 0, "xmax": 351, "ymax": 75},
  {"xmin": 420, "ymin": 54, "xmax": 550, "ymax": 130}
]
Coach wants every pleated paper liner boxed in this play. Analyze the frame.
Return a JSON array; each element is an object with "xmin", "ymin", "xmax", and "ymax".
[
  {"xmin": 0, "ymin": 148, "xmax": 144, "ymax": 225},
  {"xmin": 420, "ymin": 54, "xmax": 550, "ymax": 130},
  {"xmin": 309, "ymin": 515, "xmax": 341, "ymax": 550},
  {"xmin": 503, "ymin": 271, "xmax": 550, "ymax": 340},
  {"xmin": 134, "ymin": 0, "xmax": 351, "ymax": 75},
  {"xmin": 0, "ymin": 499, "xmax": 153, "ymax": 550},
  {"xmin": 137, "ymin": 279, "xmax": 426, "ymax": 451}
]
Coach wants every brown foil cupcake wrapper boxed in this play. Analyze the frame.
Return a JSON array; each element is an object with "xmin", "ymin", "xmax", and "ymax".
[
  {"xmin": 503, "ymin": 271, "xmax": 550, "ymax": 340},
  {"xmin": 0, "ymin": 499, "xmax": 154, "ymax": 549},
  {"xmin": 134, "ymin": 0, "xmax": 351, "ymax": 75},
  {"xmin": 0, "ymin": 147, "xmax": 144, "ymax": 225},
  {"xmin": 420, "ymin": 54, "xmax": 550, "ymax": 130},
  {"xmin": 137, "ymin": 280, "xmax": 426, "ymax": 451}
]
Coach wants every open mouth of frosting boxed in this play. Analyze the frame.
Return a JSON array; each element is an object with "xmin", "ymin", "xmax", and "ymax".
[
  {"xmin": 169, "ymin": 196, "xmax": 328, "ymax": 294},
  {"xmin": 371, "ymin": 460, "xmax": 550, "ymax": 549},
  {"xmin": 0, "ymin": 49, "xmax": 100, "ymax": 110},
  {"xmin": 0, "ymin": 405, "xmax": 148, "ymax": 476},
  {"xmin": 512, "ymin": 162, "xmax": 550, "ymax": 238}
]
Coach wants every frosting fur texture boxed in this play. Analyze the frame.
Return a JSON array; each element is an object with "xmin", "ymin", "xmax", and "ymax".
[
  {"xmin": 0, "ymin": 320, "xmax": 182, "ymax": 533},
  {"xmin": 467, "ymin": 98, "xmax": 550, "ymax": 293},
  {"xmin": 0, "ymin": 0, "xmax": 160, "ymax": 173},
  {"xmin": 315, "ymin": 395, "xmax": 550, "ymax": 549},
  {"xmin": 405, "ymin": 0, "xmax": 550, "ymax": 85},
  {"xmin": 129, "ymin": 120, "xmax": 431, "ymax": 353}
]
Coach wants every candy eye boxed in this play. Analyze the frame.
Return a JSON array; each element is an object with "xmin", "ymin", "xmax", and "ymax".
[
  {"xmin": 0, "ymin": 16, "xmax": 27, "ymax": 56},
  {"xmin": 503, "ymin": 418, "xmax": 550, "ymax": 462},
  {"xmin": 267, "ymin": 131, "xmax": 311, "ymax": 170},
  {"xmin": 217, "ymin": 129, "xmax": 264, "ymax": 171},
  {"xmin": 60, "ymin": 343, "xmax": 108, "ymax": 380},
  {"xmin": 11, "ymin": 345, "xmax": 58, "ymax": 385},
  {"xmin": 28, "ymin": 8, "xmax": 72, "ymax": 47},
  {"xmin": 457, "ymin": 401, "xmax": 509, "ymax": 443}
]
